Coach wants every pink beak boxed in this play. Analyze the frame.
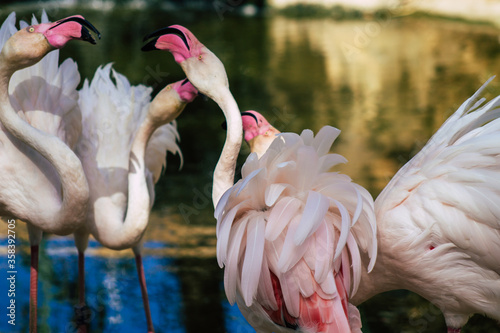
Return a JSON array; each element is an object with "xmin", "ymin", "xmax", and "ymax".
[
  {"xmin": 172, "ymin": 78, "xmax": 198, "ymax": 103},
  {"xmin": 141, "ymin": 25, "xmax": 195, "ymax": 63},
  {"xmin": 34, "ymin": 15, "xmax": 101, "ymax": 49}
]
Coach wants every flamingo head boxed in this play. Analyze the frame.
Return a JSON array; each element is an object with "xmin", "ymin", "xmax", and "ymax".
[
  {"xmin": 142, "ymin": 25, "xmax": 229, "ymax": 100},
  {"xmin": 1, "ymin": 15, "xmax": 100, "ymax": 71},
  {"xmin": 147, "ymin": 78, "xmax": 198, "ymax": 126},
  {"xmin": 241, "ymin": 110, "xmax": 274, "ymax": 141},
  {"xmin": 33, "ymin": 15, "xmax": 100, "ymax": 49},
  {"xmin": 170, "ymin": 78, "xmax": 198, "ymax": 103},
  {"xmin": 241, "ymin": 110, "xmax": 281, "ymax": 157}
]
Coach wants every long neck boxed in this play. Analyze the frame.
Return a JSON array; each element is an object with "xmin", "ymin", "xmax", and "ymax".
[
  {"xmin": 350, "ymin": 199, "xmax": 406, "ymax": 305},
  {"xmin": 350, "ymin": 247, "xmax": 400, "ymax": 305},
  {"xmin": 212, "ymin": 88, "xmax": 242, "ymax": 208},
  {"xmin": 93, "ymin": 117, "xmax": 157, "ymax": 250},
  {"xmin": 0, "ymin": 58, "xmax": 88, "ymax": 235}
]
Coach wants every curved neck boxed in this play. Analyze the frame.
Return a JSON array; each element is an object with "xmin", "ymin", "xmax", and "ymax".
[
  {"xmin": 350, "ymin": 203, "xmax": 406, "ymax": 305},
  {"xmin": 350, "ymin": 248, "xmax": 399, "ymax": 305},
  {"xmin": 0, "ymin": 58, "xmax": 89, "ymax": 235},
  {"xmin": 212, "ymin": 88, "xmax": 242, "ymax": 208},
  {"xmin": 93, "ymin": 117, "xmax": 157, "ymax": 249}
]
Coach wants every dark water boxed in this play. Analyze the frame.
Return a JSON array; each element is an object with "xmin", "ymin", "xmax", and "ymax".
[{"xmin": 1, "ymin": 3, "xmax": 500, "ymax": 332}]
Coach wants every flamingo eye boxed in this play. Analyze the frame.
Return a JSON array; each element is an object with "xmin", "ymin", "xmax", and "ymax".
[
  {"xmin": 166, "ymin": 85, "xmax": 172, "ymax": 91},
  {"xmin": 198, "ymin": 55, "xmax": 203, "ymax": 60},
  {"xmin": 27, "ymin": 26, "xmax": 35, "ymax": 33}
]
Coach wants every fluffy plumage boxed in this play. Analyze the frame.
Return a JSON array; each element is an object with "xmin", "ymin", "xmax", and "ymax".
[
  {"xmin": 353, "ymin": 77, "xmax": 500, "ymax": 331},
  {"xmin": 75, "ymin": 63, "xmax": 183, "ymax": 245},
  {"xmin": 216, "ymin": 126, "xmax": 377, "ymax": 332},
  {"xmin": 77, "ymin": 64, "xmax": 181, "ymax": 185}
]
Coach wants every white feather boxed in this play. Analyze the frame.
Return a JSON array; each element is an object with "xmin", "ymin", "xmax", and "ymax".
[{"xmin": 294, "ymin": 191, "xmax": 330, "ymax": 246}]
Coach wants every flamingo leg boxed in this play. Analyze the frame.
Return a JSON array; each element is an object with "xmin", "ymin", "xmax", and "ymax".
[
  {"xmin": 29, "ymin": 245, "xmax": 38, "ymax": 333},
  {"xmin": 135, "ymin": 254, "xmax": 155, "ymax": 333},
  {"xmin": 447, "ymin": 328, "xmax": 461, "ymax": 333},
  {"xmin": 76, "ymin": 251, "xmax": 90, "ymax": 333}
]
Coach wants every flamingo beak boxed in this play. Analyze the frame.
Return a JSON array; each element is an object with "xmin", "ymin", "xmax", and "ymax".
[
  {"xmin": 141, "ymin": 26, "xmax": 190, "ymax": 52},
  {"xmin": 241, "ymin": 112, "xmax": 260, "ymax": 124},
  {"xmin": 49, "ymin": 16, "xmax": 101, "ymax": 44},
  {"xmin": 222, "ymin": 112, "xmax": 259, "ymax": 131}
]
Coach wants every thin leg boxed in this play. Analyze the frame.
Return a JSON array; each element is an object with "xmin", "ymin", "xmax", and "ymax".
[
  {"xmin": 29, "ymin": 245, "xmax": 38, "ymax": 333},
  {"xmin": 79, "ymin": 251, "xmax": 85, "ymax": 306},
  {"xmin": 76, "ymin": 251, "xmax": 88, "ymax": 333},
  {"xmin": 135, "ymin": 254, "xmax": 155, "ymax": 333}
]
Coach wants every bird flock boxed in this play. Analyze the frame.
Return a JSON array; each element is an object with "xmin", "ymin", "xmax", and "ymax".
[{"xmin": 0, "ymin": 9, "xmax": 499, "ymax": 333}]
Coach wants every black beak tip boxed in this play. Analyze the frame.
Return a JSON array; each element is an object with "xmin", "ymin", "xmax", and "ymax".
[
  {"xmin": 80, "ymin": 27, "xmax": 97, "ymax": 45},
  {"xmin": 143, "ymin": 33, "xmax": 153, "ymax": 42},
  {"xmin": 141, "ymin": 39, "xmax": 158, "ymax": 52},
  {"xmin": 221, "ymin": 121, "xmax": 227, "ymax": 131}
]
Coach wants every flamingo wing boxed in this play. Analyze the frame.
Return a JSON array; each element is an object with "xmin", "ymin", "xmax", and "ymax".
[
  {"xmin": 76, "ymin": 64, "xmax": 181, "ymax": 187},
  {"xmin": 216, "ymin": 126, "xmax": 377, "ymax": 332},
  {"xmin": 375, "ymin": 77, "xmax": 500, "ymax": 326}
]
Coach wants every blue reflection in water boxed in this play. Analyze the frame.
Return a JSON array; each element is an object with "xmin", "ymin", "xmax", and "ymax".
[
  {"xmin": 0, "ymin": 236, "xmax": 253, "ymax": 332},
  {"xmin": 224, "ymin": 302, "xmax": 256, "ymax": 333}
]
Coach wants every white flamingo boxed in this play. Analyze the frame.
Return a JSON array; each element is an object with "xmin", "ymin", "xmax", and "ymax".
[
  {"xmin": 142, "ymin": 26, "xmax": 377, "ymax": 332},
  {"xmin": 0, "ymin": 11, "xmax": 99, "ymax": 333},
  {"xmin": 350, "ymin": 77, "xmax": 500, "ymax": 332},
  {"xmin": 73, "ymin": 63, "xmax": 197, "ymax": 332}
]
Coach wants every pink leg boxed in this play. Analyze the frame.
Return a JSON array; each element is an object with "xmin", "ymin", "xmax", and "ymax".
[
  {"xmin": 76, "ymin": 251, "xmax": 88, "ymax": 333},
  {"xmin": 30, "ymin": 245, "xmax": 38, "ymax": 333},
  {"xmin": 447, "ymin": 328, "xmax": 461, "ymax": 333},
  {"xmin": 135, "ymin": 254, "xmax": 155, "ymax": 333}
]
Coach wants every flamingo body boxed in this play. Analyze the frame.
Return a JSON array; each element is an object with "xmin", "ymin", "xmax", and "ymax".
[
  {"xmin": 73, "ymin": 63, "xmax": 197, "ymax": 332},
  {"xmin": 215, "ymin": 123, "xmax": 377, "ymax": 332},
  {"xmin": 352, "ymin": 77, "xmax": 500, "ymax": 331},
  {"xmin": 75, "ymin": 64, "xmax": 184, "ymax": 247}
]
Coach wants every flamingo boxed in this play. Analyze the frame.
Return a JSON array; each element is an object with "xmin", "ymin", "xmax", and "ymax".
[
  {"xmin": 73, "ymin": 63, "xmax": 197, "ymax": 332},
  {"xmin": 349, "ymin": 76, "xmax": 500, "ymax": 332},
  {"xmin": 0, "ymin": 12, "xmax": 99, "ymax": 332},
  {"xmin": 142, "ymin": 26, "xmax": 378, "ymax": 332},
  {"xmin": 143, "ymin": 25, "xmax": 500, "ymax": 332}
]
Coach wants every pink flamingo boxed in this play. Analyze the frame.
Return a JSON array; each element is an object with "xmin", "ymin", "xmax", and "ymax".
[
  {"xmin": 73, "ymin": 64, "xmax": 197, "ymax": 332},
  {"xmin": 0, "ymin": 12, "xmax": 99, "ymax": 333},
  {"xmin": 142, "ymin": 26, "xmax": 377, "ymax": 332}
]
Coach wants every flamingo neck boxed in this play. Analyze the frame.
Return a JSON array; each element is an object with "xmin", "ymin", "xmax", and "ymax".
[
  {"xmin": 0, "ymin": 57, "xmax": 88, "ymax": 235},
  {"xmin": 212, "ymin": 87, "xmax": 242, "ymax": 208},
  {"xmin": 350, "ymin": 211, "xmax": 409, "ymax": 306},
  {"xmin": 93, "ymin": 117, "xmax": 157, "ymax": 250},
  {"xmin": 350, "ymin": 249, "xmax": 399, "ymax": 305}
]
